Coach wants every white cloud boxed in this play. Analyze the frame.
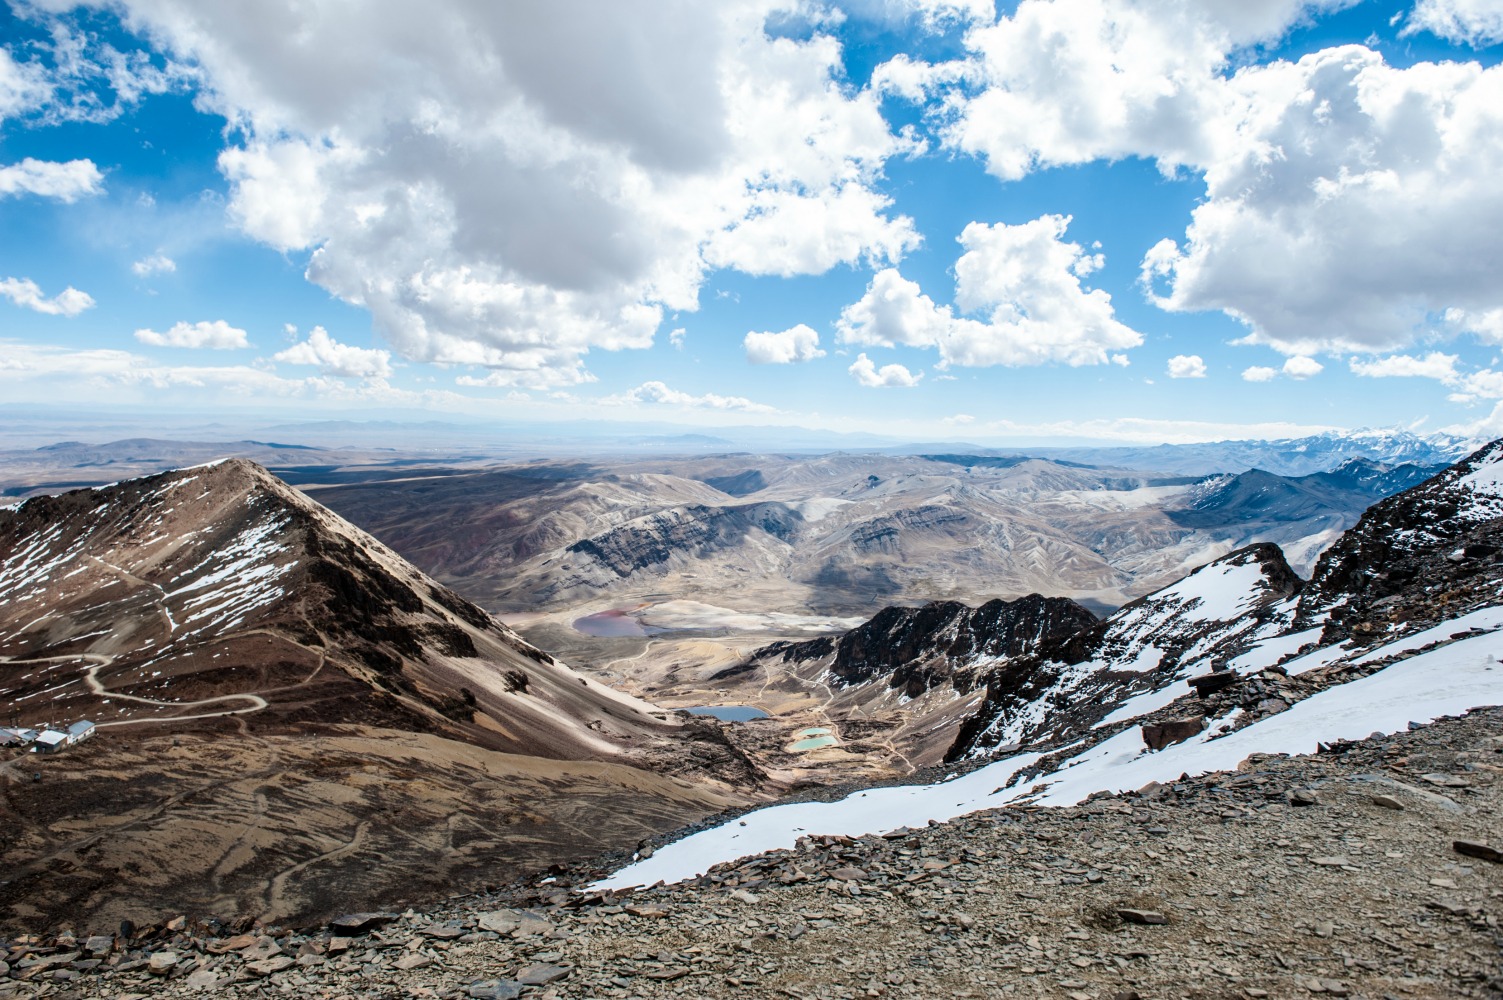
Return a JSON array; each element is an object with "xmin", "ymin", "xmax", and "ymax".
[
  {"xmin": 1403, "ymin": 0, "xmax": 1503, "ymax": 45},
  {"xmin": 838, "ymin": 215, "xmax": 1142, "ymax": 368},
  {"xmin": 606, "ymin": 380, "xmax": 777, "ymax": 412},
  {"xmin": 0, "ymin": 49, "xmax": 52, "ymax": 121},
  {"xmin": 920, "ymin": 0, "xmax": 1356, "ymax": 181},
  {"xmin": 273, "ymin": 326, "xmax": 392, "ymax": 378},
  {"xmin": 1348, "ymin": 350, "xmax": 1503, "ymax": 404},
  {"xmin": 1143, "ymin": 48, "xmax": 1503, "ymax": 355},
  {"xmin": 669, "ymin": 327, "xmax": 687, "ymax": 350},
  {"xmin": 849, "ymin": 352, "xmax": 923, "ymax": 388},
  {"xmin": 0, "ymin": 277, "xmax": 95, "ymax": 317},
  {"xmin": 0, "ymin": 339, "xmax": 458, "ymax": 410},
  {"xmin": 1349, "ymin": 352, "xmax": 1460, "ymax": 381},
  {"xmin": 1167, "ymin": 354, "xmax": 1207, "ymax": 378},
  {"xmin": 1242, "ymin": 366, "xmax": 1279, "ymax": 382},
  {"xmin": 97, "ymin": 1, "xmax": 919, "ymax": 386},
  {"xmin": 1282, "ymin": 356, "xmax": 1324, "ymax": 380},
  {"xmin": 1446, "ymin": 307, "xmax": 1503, "ymax": 344},
  {"xmin": 744, "ymin": 323, "xmax": 826, "ymax": 364},
  {"xmin": 131, "ymin": 254, "xmax": 177, "ymax": 277},
  {"xmin": 878, "ymin": 3, "xmax": 1503, "ymax": 359},
  {"xmin": 135, "ymin": 320, "xmax": 249, "ymax": 350},
  {"xmin": 0, "ymin": 158, "xmax": 104, "ymax": 202},
  {"xmin": 943, "ymin": 413, "xmax": 975, "ymax": 424}
]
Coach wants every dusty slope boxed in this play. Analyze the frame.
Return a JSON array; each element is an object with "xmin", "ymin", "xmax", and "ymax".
[{"xmin": 0, "ymin": 461, "xmax": 756, "ymax": 933}]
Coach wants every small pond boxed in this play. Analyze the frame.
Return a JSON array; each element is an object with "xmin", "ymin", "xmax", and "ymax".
[
  {"xmin": 789, "ymin": 726, "xmax": 837, "ymax": 750},
  {"xmin": 684, "ymin": 706, "xmax": 770, "ymax": 722}
]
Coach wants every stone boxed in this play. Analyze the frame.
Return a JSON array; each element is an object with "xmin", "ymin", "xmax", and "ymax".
[
  {"xmin": 516, "ymin": 962, "xmax": 571, "ymax": 986},
  {"xmin": 328, "ymin": 912, "xmax": 399, "ymax": 935},
  {"xmin": 829, "ymin": 867, "xmax": 867, "ymax": 881},
  {"xmin": 423, "ymin": 923, "xmax": 465, "ymax": 939},
  {"xmin": 1141, "ymin": 717, "xmax": 1205, "ymax": 751},
  {"xmin": 1370, "ymin": 794, "xmax": 1404, "ymax": 810},
  {"xmin": 147, "ymin": 952, "xmax": 179, "ymax": 976},
  {"xmin": 165, "ymin": 915, "xmax": 187, "ymax": 932},
  {"xmin": 1117, "ymin": 908, "xmax": 1168, "ymax": 925},
  {"xmin": 394, "ymin": 953, "xmax": 431, "ymax": 971},
  {"xmin": 1419, "ymin": 773, "xmax": 1470, "ymax": 788},
  {"xmin": 467, "ymin": 981, "xmax": 524, "ymax": 1000},
  {"xmin": 1288, "ymin": 788, "xmax": 1320, "ymax": 806},
  {"xmin": 326, "ymin": 936, "xmax": 352, "ymax": 954},
  {"xmin": 1453, "ymin": 839, "xmax": 1503, "ymax": 863},
  {"xmin": 182, "ymin": 968, "xmax": 223, "ymax": 990},
  {"xmin": 245, "ymin": 955, "xmax": 295, "ymax": 977},
  {"xmin": 1188, "ymin": 672, "xmax": 1239, "ymax": 697},
  {"xmin": 241, "ymin": 937, "xmax": 282, "ymax": 962},
  {"xmin": 1310, "ymin": 856, "xmax": 1349, "ymax": 867},
  {"xmin": 82, "ymin": 935, "xmax": 113, "ymax": 956},
  {"xmin": 626, "ymin": 904, "xmax": 670, "ymax": 917},
  {"xmin": 646, "ymin": 967, "xmax": 690, "ymax": 981},
  {"xmin": 729, "ymin": 889, "xmax": 761, "ymax": 904}
]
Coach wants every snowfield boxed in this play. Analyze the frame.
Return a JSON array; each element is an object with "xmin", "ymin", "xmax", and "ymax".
[{"xmin": 594, "ymin": 621, "xmax": 1503, "ymax": 891}]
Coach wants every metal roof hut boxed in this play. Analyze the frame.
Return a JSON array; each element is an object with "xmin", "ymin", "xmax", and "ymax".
[
  {"xmin": 30, "ymin": 730, "xmax": 68, "ymax": 754},
  {"xmin": 66, "ymin": 720, "xmax": 96, "ymax": 743}
]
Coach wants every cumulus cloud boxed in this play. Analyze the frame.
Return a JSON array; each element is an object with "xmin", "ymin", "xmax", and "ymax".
[
  {"xmin": 0, "ymin": 277, "xmax": 94, "ymax": 316},
  {"xmin": 1167, "ymin": 354, "xmax": 1207, "ymax": 378},
  {"xmin": 0, "ymin": 158, "xmax": 104, "ymax": 201},
  {"xmin": 879, "ymin": 2, "xmax": 1503, "ymax": 359},
  {"xmin": 131, "ymin": 254, "xmax": 177, "ymax": 277},
  {"xmin": 744, "ymin": 323, "xmax": 826, "ymax": 364},
  {"xmin": 92, "ymin": 1, "xmax": 919, "ymax": 386},
  {"xmin": 607, "ymin": 380, "xmax": 777, "ymax": 412},
  {"xmin": 1349, "ymin": 350, "xmax": 1503, "ymax": 404},
  {"xmin": 1403, "ymin": 0, "xmax": 1503, "ymax": 45},
  {"xmin": 921, "ymin": 0, "xmax": 1356, "ymax": 181},
  {"xmin": 135, "ymin": 320, "xmax": 249, "ymax": 349},
  {"xmin": 1282, "ymin": 356, "xmax": 1324, "ymax": 380},
  {"xmin": 274, "ymin": 326, "xmax": 393, "ymax": 378},
  {"xmin": 849, "ymin": 352, "xmax": 923, "ymax": 388},
  {"xmin": 1242, "ymin": 366, "xmax": 1279, "ymax": 382},
  {"xmin": 838, "ymin": 215, "xmax": 1141, "ymax": 368},
  {"xmin": 1349, "ymin": 352, "xmax": 1460, "ymax": 381},
  {"xmin": 1142, "ymin": 48, "xmax": 1503, "ymax": 355}
]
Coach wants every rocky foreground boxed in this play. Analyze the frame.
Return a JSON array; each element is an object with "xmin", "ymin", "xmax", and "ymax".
[{"xmin": 3, "ymin": 708, "xmax": 1500, "ymax": 999}]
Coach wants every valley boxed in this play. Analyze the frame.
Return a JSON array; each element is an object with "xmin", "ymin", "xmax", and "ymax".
[{"xmin": 1, "ymin": 432, "xmax": 1498, "ymax": 947}]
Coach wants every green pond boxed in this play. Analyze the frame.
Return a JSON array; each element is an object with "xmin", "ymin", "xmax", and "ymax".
[{"xmin": 790, "ymin": 726, "xmax": 836, "ymax": 750}]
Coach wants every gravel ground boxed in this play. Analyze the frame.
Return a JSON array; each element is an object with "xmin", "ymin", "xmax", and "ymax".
[{"xmin": 4, "ymin": 708, "xmax": 1501, "ymax": 1000}]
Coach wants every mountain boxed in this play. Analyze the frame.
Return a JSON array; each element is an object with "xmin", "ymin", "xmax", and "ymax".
[
  {"xmin": 1166, "ymin": 458, "xmax": 1445, "ymax": 572},
  {"xmin": 596, "ymin": 444, "xmax": 1503, "ymax": 907},
  {"xmin": 1025, "ymin": 428, "xmax": 1476, "ymax": 477},
  {"xmin": 0, "ymin": 460, "xmax": 755, "ymax": 932},
  {"xmin": 308, "ymin": 452, "xmax": 1428, "ymax": 623}
]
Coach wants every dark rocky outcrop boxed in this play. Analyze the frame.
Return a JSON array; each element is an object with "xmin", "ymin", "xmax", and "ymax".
[
  {"xmin": 1296, "ymin": 440, "xmax": 1503, "ymax": 642},
  {"xmin": 753, "ymin": 594, "xmax": 1098, "ymax": 699}
]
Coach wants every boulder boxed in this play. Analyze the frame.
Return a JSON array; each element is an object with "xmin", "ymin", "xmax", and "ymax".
[{"xmin": 1141, "ymin": 717, "xmax": 1204, "ymax": 751}]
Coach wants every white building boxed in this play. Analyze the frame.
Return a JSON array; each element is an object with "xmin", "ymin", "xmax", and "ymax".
[
  {"xmin": 31, "ymin": 730, "xmax": 69, "ymax": 754},
  {"xmin": 67, "ymin": 720, "xmax": 96, "ymax": 743}
]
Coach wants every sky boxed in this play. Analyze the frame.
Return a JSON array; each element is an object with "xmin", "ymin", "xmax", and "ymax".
[{"xmin": 2, "ymin": 0, "xmax": 1503, "ymax": 446}]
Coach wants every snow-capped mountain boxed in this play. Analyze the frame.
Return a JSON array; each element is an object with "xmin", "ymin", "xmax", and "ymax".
[
  {"xmin": 1036, "ymin": 428, "xmax": 1476, "ymax": 477},
  {"xmin": 0, "ymin": 460, "xmax": 753, "ymax": 931},
  {"xmin": 596, "ymin": 441, "xmax": 1503, "ymax": 891}
]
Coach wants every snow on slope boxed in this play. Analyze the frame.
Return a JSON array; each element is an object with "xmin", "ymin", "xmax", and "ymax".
[{"xmin": 596, "ymin": 619, "xmax": 1503, "ymax": 891}]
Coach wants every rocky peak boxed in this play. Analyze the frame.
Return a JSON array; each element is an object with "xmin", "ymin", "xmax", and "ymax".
[
  {"xmin": 1296, "ymin": 437, "xmax": 1503, "ymax": 641},
  {"xmin": 753, "ymin": 594, "xmax": 1097, "ymax": 699}
]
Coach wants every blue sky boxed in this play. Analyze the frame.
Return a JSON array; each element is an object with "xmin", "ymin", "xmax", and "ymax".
[{"xmin": 2, "ymin": 0, "xmax": 1502, "ymax": 445}]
